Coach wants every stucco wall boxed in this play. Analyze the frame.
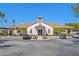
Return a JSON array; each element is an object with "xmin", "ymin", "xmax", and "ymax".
[{"xmin": 27, "ymin": 22, "xmax": 53, "ymax": 35}]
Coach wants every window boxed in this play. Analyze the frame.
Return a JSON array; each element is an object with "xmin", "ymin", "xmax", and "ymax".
[
  {"xmin": 17, "ymin": 30, "xmax": 21, "ymax": 33},
  {"xmin": 48, "ymin": 29, "xmax": 50, "ymax": 33},
  {"xmin": 30, "ymin": 29, "xmax": 32, "ymax": 33}
]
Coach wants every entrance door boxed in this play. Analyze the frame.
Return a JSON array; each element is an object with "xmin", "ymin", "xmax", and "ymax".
[{"xmin": 38, "ymin": 30, "xmax": 42, "ymax": 36}]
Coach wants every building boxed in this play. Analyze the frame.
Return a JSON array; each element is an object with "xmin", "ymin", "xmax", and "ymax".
[
  {"xmin": 27, "ymin": 21, "xmax": 53, "ymax": 36},
  {"xmin": 8, "ymin": 16, "xmax": 74, "ymax": 36}
]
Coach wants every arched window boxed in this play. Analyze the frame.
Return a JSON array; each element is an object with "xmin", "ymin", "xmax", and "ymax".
[
  {"xmin": 30, "ymin": 29, "xmax": 32, "ymax": 33},
  {"xmin": 48, "ymin": 29, "xmax": 50, "ymax": 33}
]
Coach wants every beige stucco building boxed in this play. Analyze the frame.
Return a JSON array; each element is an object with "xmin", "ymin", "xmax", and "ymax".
[
  {"xmin": 9, "ymin": 16, "xmax": 74, "ymax": 36},
  {"xmin": 27, "ymin": 21, "xmax": 53, "ymax": 36}
]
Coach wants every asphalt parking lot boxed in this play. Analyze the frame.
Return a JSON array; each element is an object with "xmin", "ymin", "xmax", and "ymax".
[{"xmin": 0, "ymin": 38, "xmax": 79, "ymax": 56}]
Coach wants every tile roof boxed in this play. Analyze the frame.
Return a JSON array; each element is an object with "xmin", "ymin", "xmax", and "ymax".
[{"xmin": 9, "ymin": 21, "xmax": 74, "ymax": 29}]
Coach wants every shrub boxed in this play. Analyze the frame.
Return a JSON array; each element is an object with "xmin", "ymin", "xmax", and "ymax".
[
  {"xmin": 42, "ymin": 36, "xmax": 48, "ymax": 39},
  {"xmin": 0, "ymin": 30, "xmax": 7, "ymax": 35},
  {"xmin": 32, "ymin": 36, "xmax": 38, "ymax": 39}
]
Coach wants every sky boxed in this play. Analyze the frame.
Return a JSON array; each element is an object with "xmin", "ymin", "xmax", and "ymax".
[{"xmin": 0, "ymin": 3, "xmax": 78, "ymax": 27}]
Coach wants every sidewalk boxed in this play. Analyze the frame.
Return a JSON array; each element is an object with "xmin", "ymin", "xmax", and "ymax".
[
  {"xmin": 0, "ymin": 36, "xmax": 22, "ymax": 39},
  {"xmin": 0, "ymin": 36, "xmax": 72, "ymax": 40},
  {"xmin": 47, "ymin": 36, "xmax": 72, "ymax": 39}
]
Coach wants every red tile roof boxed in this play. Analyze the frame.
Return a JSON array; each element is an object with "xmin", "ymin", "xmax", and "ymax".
[{"xmin": 9, "ymin": 21, "xmax": 74, "ymax": 29}]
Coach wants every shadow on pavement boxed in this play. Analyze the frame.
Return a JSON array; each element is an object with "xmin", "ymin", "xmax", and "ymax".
[
  {"xmin": 0, "ymin": 45, "xmax": 14, "ymax": 49},
  {"xmin": 0, "ymin": 40, "xmax": 9, "ymax": 44}
]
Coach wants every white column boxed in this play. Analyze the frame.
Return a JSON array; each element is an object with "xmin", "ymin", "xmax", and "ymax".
[
  {"xmin": 70, "ymin": 29, "xmax": 73, "ymax": 34},
  {"xmin": 65, "ymin": 29, "xmax": 68, "ymax": 33}
]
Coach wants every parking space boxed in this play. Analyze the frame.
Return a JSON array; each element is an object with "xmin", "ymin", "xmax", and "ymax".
[{"xmin": 0, "ymin": 37, "xmax": 79, "ymax": 56}]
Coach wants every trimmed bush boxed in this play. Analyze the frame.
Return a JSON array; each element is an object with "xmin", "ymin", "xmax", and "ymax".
[
  {"xmin": 31, "ymin": 36, "xmax": 38, "ymax": 39},
  {"xmin": 42, "ymin": 36, "xmax": 48, "ymax": 39}
]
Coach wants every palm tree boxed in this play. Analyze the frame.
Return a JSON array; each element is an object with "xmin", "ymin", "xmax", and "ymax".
[
  {"xmin": 12, "ymin": 19, "xmax": 15, "ymax": 26},
  {"xmin": 71, "ymin": 4, "xmax": 79, "ymax": 29},
  {"xmin": 5, "ymin": 19, "xmax": 7, "ymax": 23},
  {"xmin": 72, "ymin": 4, "xmax": 79, "ymax": 18},
  {"xmin": 0, "ymin": 12, "xmax": 5, "ymax": 27},
  {"xmin": 4, "ymin": 19, "xmax": 7, "ymax": 27},
  {"xmin": 0, "ymin": 12, "xmax": 5, "ymax": 18}
]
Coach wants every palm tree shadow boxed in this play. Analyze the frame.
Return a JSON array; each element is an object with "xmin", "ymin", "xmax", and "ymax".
[
  {"xmin": 0, "ymin": 45, "xmax": 15, "ymax": 49},
  {"xmin": 0, "ymin": 40, "xmax": 9, "ymax": 44},
  {"xmin": 0, "ymin": 40, "xmax": 14, "ymax": 49}
]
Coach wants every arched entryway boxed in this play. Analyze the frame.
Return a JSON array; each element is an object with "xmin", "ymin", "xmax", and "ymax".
[{"xmin": 35, "ymin": 25, "xmax": 47, "ymax": 36}]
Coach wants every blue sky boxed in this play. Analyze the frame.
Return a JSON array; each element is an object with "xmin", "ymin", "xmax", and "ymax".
[{"xmin": 0, "ymin": 3, "xmax": 77, "ymax": 27}]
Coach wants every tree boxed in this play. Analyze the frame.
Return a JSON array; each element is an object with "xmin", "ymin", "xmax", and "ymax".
[
  {"xmin": 4, "ymin": 19, "xmax": 8, "ymax": 27},
  {"xmin": 5, "ymin": 19, "xmax": 7, "ymax": 23},
  {"xmin": 65, "ymin": 23, "xmax": 79, "ymax": 31},
  {"xmin": 0, "ymin": 12, "xmax": 5, "ymax": 18},
  {"xmin": 72, "ymin": 4, "xmax": 79, "ymax": 18},
  {"xmin": 0, "ymin": 12, "xmax": 5, "ymax": 27},
  {"xmin": 53, "ymin": 28, "xmax": 65, "ymax": 36},
  {"xmin": 71, "ymin": 4, "xmax": 79, "ymax": 31},
  {"xmin": 12, "ymin": 19, "xmax": 15, "ymax": 26}
]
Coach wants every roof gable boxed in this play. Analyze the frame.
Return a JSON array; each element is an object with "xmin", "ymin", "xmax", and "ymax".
[
  {"xmin": 9, "ymin": 21, "xmax": 74, "ymax": 29},
  {"xmin": 26, "ymin": 21, "xmax": 53, "ymax": 27}
]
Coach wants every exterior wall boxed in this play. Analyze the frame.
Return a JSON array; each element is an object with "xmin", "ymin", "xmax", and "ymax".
[
  {"xmin": 13, "ymin": 29, "xmax": 18, "ymax": 35},
  {"xmin": 13, "ymin": 29, "xmax": 22, "ymax": 35},
  {"xmin": 27, "ymin": 22, "xmax": 53, "ymax": 35}
]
